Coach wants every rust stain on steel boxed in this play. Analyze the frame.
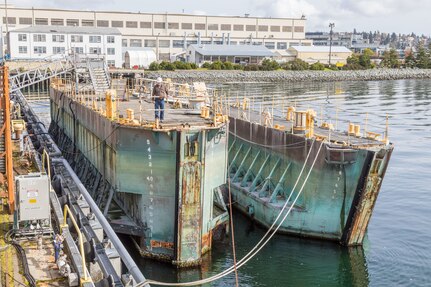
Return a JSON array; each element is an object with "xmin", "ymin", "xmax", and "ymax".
[{"xmin": 347, "ymin": 147, "xmax": 393, "ymax": 245}]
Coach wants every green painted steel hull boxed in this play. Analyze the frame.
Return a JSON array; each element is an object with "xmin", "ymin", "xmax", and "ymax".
[
  {"xmin": 49, "ymin": 88, "xmax": 229, "ymax": 266},
  {"xmin": 228, "ymin": 118, "xmax": 393, "ymax": 244}
]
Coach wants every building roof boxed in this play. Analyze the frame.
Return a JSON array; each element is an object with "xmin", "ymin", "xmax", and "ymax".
[
  {"xmin": 290, "ymin": 46, "xmax": 352, "ymax": 53},
  {"xmin": 10, "ymin": 26, "xmax": 121, "ymax": 35},
  {"xmin": 189, "ymin": 44, "xmax": 274, "ymax": 57}
]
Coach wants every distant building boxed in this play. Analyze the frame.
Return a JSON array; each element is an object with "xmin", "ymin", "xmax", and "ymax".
[
  {"xmin": 187, "ymin": 44, "xmax": 274, "ymax": 65},
  {"xmin": 0, "ymin": 6, "xmax": 312, "ymax": 62},
  {"xmin": 305, "ymin": 32, "xmax": 352, "ymax": 47},
  {"xmin": 288, "ymin": 45, "xmax": 353, "ymax": 65},
  {"xmin": 350, "ymin": 44, "xmax": 389, "ymax": 57},
  {"xmin": 8, "ymin": 26, "xmax": 122, "ymax": 67}
]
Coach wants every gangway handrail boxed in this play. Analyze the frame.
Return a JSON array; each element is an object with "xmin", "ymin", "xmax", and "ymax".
[{"xmin": 61, "ymin": 204, "xmax": 93, "ymax": 286}]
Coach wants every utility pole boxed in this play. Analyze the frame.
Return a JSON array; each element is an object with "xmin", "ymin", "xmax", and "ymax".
[{"xmin": 329, "ymin": 23, "xmax": 335, "ymax": 66}]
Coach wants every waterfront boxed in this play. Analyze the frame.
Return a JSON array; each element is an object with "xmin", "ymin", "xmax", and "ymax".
[
  {"xmin": 32, "ymin": 79, "xmax": 431, "ymax": 286},
  {"xmin": 132, "ymin": 79, "xmax": 431, "ymax": 286}
]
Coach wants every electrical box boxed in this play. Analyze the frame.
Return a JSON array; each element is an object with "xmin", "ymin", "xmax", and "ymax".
[{"xmin": 16, "ymin": 173, "xmax": 50, "ymax": 222}]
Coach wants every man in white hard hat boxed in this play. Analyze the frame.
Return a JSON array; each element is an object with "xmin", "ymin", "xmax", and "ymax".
[{"xmin": 152, "ymin": 77, "xmax": 168, "ymax": 122}]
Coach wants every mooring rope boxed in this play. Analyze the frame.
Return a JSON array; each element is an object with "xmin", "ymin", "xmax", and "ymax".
[{"xmin": 135, "ymin": 139, "xmax": 324, "ymax": 287}]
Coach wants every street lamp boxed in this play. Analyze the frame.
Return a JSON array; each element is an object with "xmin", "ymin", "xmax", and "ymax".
[{"xmin": 329, "ymin": 23, "xmax": 335, "ymax": 65}]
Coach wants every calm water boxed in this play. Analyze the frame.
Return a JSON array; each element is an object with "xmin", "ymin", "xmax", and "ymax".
[{"xmin": 32, "ymin": 79, "xmax": 431, "ymax": 286}]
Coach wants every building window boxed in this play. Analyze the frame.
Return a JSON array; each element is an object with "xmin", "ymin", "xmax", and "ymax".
[
  {"xmin": 19, "ymin": 17, "xmax": 32, "ymax": 25},
  {"xmin": 194, "ymin": 23, "xmax": 205, "ymax": 30},
  {"xmin": 154, "ymin": 22, "xmax": 165, "ymax": 29},
  {"xmin": 265, "ymin": 42, "xmax": 275, "ymax": 49},
  {"xmin": 107, "ymin": 60, "xmax": 115, "ymax": 67},
  {"xmin": 140, "ymin": 22, "xmax": 152, "ymax": 28},
  {"xmin": 51, "ymin": 18, "xmax": 64, "ymax": 26},
  {"xmin": 230, "ymin": 41, "xmax": 237, "ymax": 45},
  {"xmin": 277, "ymin": 42, "xmax": 287, "ymax": 49},
  {"xmin": 89, "ymin": 36, "xmax": 102, "ymax": 43},
  {"xmin": 186, "ymin": 40, "xmax": 197, "ymax": 46},
  {"xmin": 53, "ymin": 47, "xmax": 66, "ymax": 54},
  {"xmin": 126, "ymin": 21, "xmax": 138, "ymax": 28},
  {"xmin": 67, "ymin": 19, "xmax": 79, "ymax": 26},
  {"xmin": 173, "ymin": 40, "xmax": 184, "ymax": 48},
  {"xmin": 18, "ymin": 46, "xmax": 27, "ymax": 54},
  {"xmin": 3, "ymin": 17, "xmax": 16, "ymax": 24},
  {"xmin": 208, "ymin": 24, "xmax": 218, "ymax": 30},
  {"xmin": 159, "ymin": 40, "xmax": 170, "ymax": 48},
  {"xmin": 258, "ymin": 25, "xmax": 268, "ymax": 32},
  {"xmin": 271, "ymin": 26, "xmax": 280, "ymax": 32},
  {"xmin": 89, "ymin": 47, "xmax": 101, "ymax": 54},
  {"xmin": 130, "ymin": 39, "xmax": 142, "ymax": 47},
  {"xmin": 221, "ymin": 24, "xmax": 231, "ymax": 31},
  {"xmin": 111, "ymin": 21, "xmax": 123, "ymax": 28},
  {"xmin": 71, "ymin": 35, "xmax": 83, "ymax": 43},
  {"xmin": 33, "ymin": 34, "xmax": 46, "ymax": 42},
  {"xmin": 294, "ymin": 26, "xmax": 304, "ymax": 33},
  {"xmin": 52, "ymin": 35, "xmax": 65, "ymax": 42},
  {"xmin": 144, "ymin": 39, "xmax": 156, "ymax": 47},
  {"xmin": 233, "ymin": 24, "xmax": 244, "ymax": 31},
  {"xmin": 282, "ymin": 26, "xmax": 292, "ymax": 32},
  {"xmin": 246, "ymin": 25, "xmax": 256, "ymax": 31},
  {"xmin": 18, "ymin": 34, "xmax": 27, "ymax": 42},
  {"xmin": 168, "ymin": 22, "xmax": 179, "ymax": 29},
  {"xmin": 35, "ymin": 18, "xmax": 48, "ymax": 25},
  {"xmin": 74, "ymin": 47, "xmax": 84, "ymax": 54},
  {"xmin": 107, "ymin": 36, "xmax": 115, "ymax": 43},
  {"xmin": 181, "ymin": 23, "xmax": 192, "ymax": 29},
  {"xmin": 122, "ymin": 39, "xmax": 128, "ymax": 47},
  {"xmin": 82, "ymin": 20, "xmax": 94, "ymax": 27},
  {"xmin": 97, "ymin": 20, "xmax": 109, "ymax": 27},
  {"xmin": 34, "ymin": 46, "xmax": 47, "ymax": 54},
  {"xmin": 107, "ymin": 48, "xmax": 115, "ymax": 55}
]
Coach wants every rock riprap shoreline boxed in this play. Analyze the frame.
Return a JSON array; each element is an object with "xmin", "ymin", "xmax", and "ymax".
[{"xmin": 144, "ymin": 69, "xmax": 431, "ymax": 83}]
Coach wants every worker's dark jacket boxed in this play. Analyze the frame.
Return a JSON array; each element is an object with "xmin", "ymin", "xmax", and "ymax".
[{"xmin": 152, "ymin": 83, "xmax": 169, "ymax": 99}]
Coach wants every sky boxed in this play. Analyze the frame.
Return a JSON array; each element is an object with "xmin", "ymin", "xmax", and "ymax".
[{"xmin": 6, "ymin": 0, "xmax": 431, "ymax": 35}]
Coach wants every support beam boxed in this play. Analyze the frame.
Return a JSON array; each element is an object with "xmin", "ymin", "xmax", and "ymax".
[
  {"xmin": 3, "ymin": 66, "xmax": 14, "ymax": 212},
  {"xmin": 231, "ymin": 146, "xmax": 252, "ymax": 183},
  {"xmin": 228, "ymin": 143, "xmax": 243, "ymax": 175},
  {"xmin": 240, "ymin": 150, "xmax": 261, "ymax": 187},
  {"xmin": 258, "ymin": 158, "xmax": 280, "ymax": 198},
  {"xmin": 270, "ymin": 162, "xmax": 292, "ymax": 203},
  {"xmin": 249, "ymin": 154, "xmax": 270, "ymax": 193}
]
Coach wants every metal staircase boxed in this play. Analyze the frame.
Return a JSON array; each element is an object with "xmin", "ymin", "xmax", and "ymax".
[{"xmin": 86, "ymin": 57, "xmax": 111, "ymax": 95}]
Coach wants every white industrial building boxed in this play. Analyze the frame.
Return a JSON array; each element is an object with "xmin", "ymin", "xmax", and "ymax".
[
  {"xmin": 8, "ymin": 26, "xmax": 123, "ymax": 67},
  {"xmin": 187, "ymin": 44, "xmax": 274, "ymax": 65},
  {"xmin": 0, "ymin": 6, "xmax": 312, "ymax": 62}
]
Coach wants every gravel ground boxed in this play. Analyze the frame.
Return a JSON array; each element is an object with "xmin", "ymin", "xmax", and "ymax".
[{"xmin": 145, "ymin": 69, "xmax": 431, "ymax": 83}]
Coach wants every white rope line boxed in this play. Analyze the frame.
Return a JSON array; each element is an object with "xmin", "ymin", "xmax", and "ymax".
[{"xmin": 135, "ymin": 139, "xmax": 323, "ymax": 287}]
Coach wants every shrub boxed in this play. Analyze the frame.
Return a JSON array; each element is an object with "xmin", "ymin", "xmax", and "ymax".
[
  {"xmin": 223, "ymin": 61, "xmax": 234, "ymax": 70},
  {"xmin": 210, "ymin": 60, "xmax": 224, "ymax": 70},
  {"xmin": 201, "ymin": 62, "xmax": 211, "ymax": 69},
  {"xmin": 282, "ymin": 59, "xmax": 309, "ymax": 71},
  {"xmin": 190, "ymin": 63, "xmax": 198, "ymax": 69},
  {"xmin": 310, "ymin": 62, "xmax": 325, "ymax": 71},
  {"xmin": 233, "ymin": 64, "xmax": 243, "ymax": 70},
  {"xmin": 260, "ymin": 59, "xmax": 280, "ymax": 71},
  {"xmin": 148, "ymin": 61, "xmax": 160, "ymax": 71},
  {"xmin": 243, "ymin": 64, "xmax": 260, "ymax": 71},
  {"xmin": 173, "ymin": 61, "xmax": 192, "ymax": 70}
]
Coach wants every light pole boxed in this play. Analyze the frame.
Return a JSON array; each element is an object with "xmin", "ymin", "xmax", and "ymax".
[{"xmin": 329, "ymin": 23, "xmax": 335, "ymax": 65}]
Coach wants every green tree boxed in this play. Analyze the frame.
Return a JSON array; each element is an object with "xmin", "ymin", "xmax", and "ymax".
[
  {"xmin": 359, "ymin": 48, "xmax": 374, "ymax": 69},
  {"xmin": 282, "ymin": 59, "xmax": 309, "ymax": 70},
  {"xmin": 404, "ymin": 52, "xmax": 416, "ymax": 68},
  {"xmin": 380, "ymin": 49, "xmax": 400, "ymax": 68},
  {"xmin": 149, "ymin": 61, "xmax": 160, "ymax": 71},
  {"xmin": 310, "ymin": 62, "xmax": 325, "ymax": 70},
  {"xmin": 260, "ymin": 59, "xmax": 280, "ymax": 71},
  {"xmin": 415, "ymin": 45, "xmax": 430, "ymax": 69}
]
